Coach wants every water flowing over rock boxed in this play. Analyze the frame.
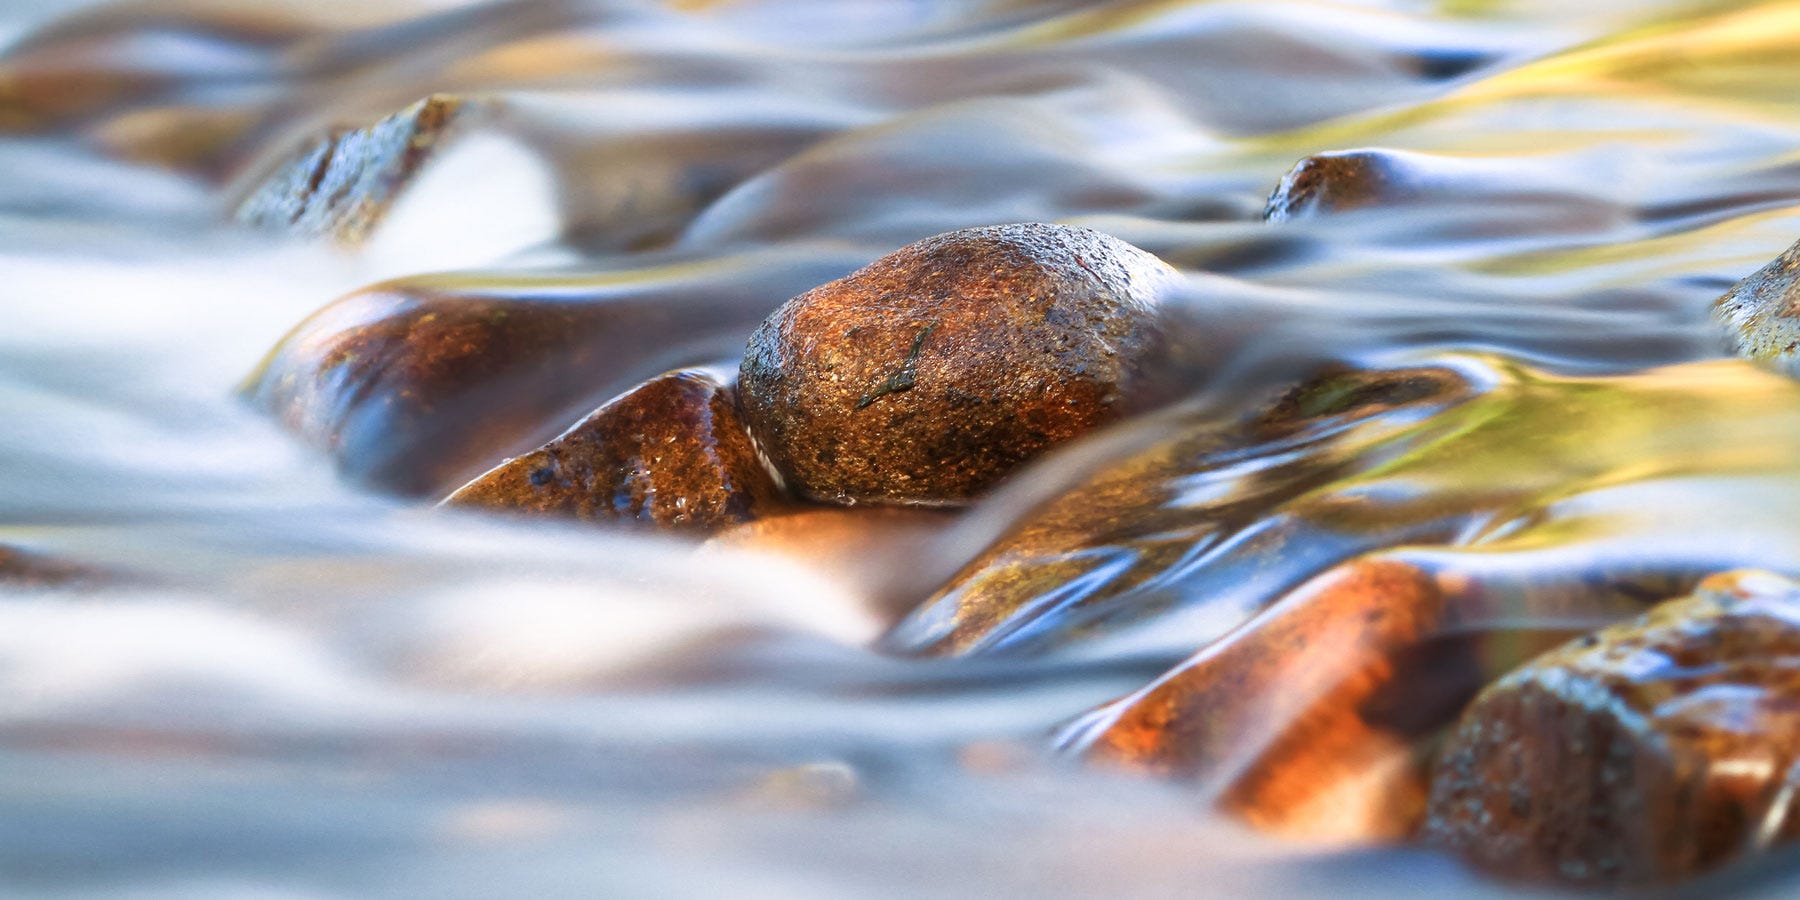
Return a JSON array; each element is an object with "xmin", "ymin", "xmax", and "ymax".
[
  {"xmin": 885, "ymin": 354, "xmax": 1800, "ymax": 659},
  {"xmin": 245, "ymin": 254, "xmax": 857, "ymax": 496},
  {"xmin": 1425, "ymin": 571, "xmax": 1800, "ymax": 888},
  {"xmin": 235, "ymin": 95, "xmax": 467, "ymax": 243},
  {"xmin": 1713, "ymin": 236, "xmax": 1800, "ymax": 375},
  {"xmin": 0, "ymin": 545, "xmax": 100, "ymax": 588},
  {"xmin": 737, "ymin": 223, "xmax": 1179, "ymax": 507},
  {"xmin": 443, "ymin": 369, "xmax": 782, "ymax": 533}
]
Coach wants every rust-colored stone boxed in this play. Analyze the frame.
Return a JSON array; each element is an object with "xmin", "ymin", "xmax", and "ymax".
[
  {"xmin": 235, "ymin": 94, "xmax": 466, "ymax": 243},
  {"xmin": 246, "ymin": 254, "xmax": 854, "ymax": 497},
  {"xmin": 737, "ymin": 223, "xmax": 1178, "ymax": 507},
  {"xmin": 1424, "ymin": 570, "xmax": 1800, "ymax": 887},
  {"xmin": 443, "ymin": 369, "xmax": 783, "ymax": 532},
  {"xmin": 1071, "ymin": 559, "xmax": 1450, "ymax": 841}
]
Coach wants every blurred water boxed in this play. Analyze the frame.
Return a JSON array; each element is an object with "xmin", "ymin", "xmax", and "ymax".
[{"xmin": 6, "ymin": 0, "xmax": 1800, "ymax": 896}]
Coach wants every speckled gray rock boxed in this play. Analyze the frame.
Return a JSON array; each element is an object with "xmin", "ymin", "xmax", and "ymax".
[
  {"xmin": 1713, "ymin": 238, "xmax": 1800, "ymax": 373},
  {"xmin": 237, "ymin": 95, "xmax": 466, "ymax": 243}
]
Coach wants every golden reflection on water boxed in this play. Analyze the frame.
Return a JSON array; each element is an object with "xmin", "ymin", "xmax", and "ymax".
[{"xmin": 9, "ymin": 0, "xmax": 1800, "ymax": 895}]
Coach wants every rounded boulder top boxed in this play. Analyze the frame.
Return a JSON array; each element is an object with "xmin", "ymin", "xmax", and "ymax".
[{"xmin": 737, "ymin": 222, "xmax": 1180, "ymax": 507}]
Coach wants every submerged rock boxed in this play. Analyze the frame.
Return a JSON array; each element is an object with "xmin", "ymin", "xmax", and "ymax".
[
  {"xmin": 1073, "ymin": 559, "xmax": 1448, "ymax": 840},
  {"xmin": 444, "ymin": 369, "xmax": 782, "ymax": 532},
  {"xmin": 246, "ymin": 255, "xmax": 853, "ymax": 497},
  {"xmin": 1064, "ymin": 556, "xmax": 1618, "ymax": 842},
  {"xmin": 884, "ymin": 354, "xmax": 1800, "ymax": 659},
  {"xmin": 1712, "ymin": 237, "xmax": 1800, "ymax": 374},
  {"xmin": 884, "ymin": 363, "xmax": 1477, "ymax": 657},
  {"xmin": 1425, "ymin": 571, "xmax": 1800, "ymax": 887},
  {"xmin": 235, "ymin": 95, "xmax": 467, "ymax": 243},
  {"xmin": 737, "ymin": 223, "xmax": 1178, "ymax": 507}
]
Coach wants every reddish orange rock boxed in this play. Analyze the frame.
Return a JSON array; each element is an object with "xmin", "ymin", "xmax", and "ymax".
[
  {"xmin": 443, "ymin": 369, "xmax": 783, "ymax": 532},
  {"xmin": 1071, "ymin": 559, "xmax": 1450, "ymax": 841},
  {"xmin": 737, "ymin": 223, "xmax": 1179, "ymax": 507},
  {"xmin": 1425, "ymin": 570, "xmax": 1800, "ymax": 887},
  {"xmin": 246, "ymin": 255, "xmax": 851, "ymax": 497}
]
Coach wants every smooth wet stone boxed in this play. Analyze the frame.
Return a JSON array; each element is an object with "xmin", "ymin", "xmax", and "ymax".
[
  {"xmin": 1265, "ymin": 150, "xmax": 1402, "ymax": 221},
  {"xmin": 737, "ymin": 223, "xmax": 1179, "ymax": 507},
  {"xmin": 444, "ymin": 369, "xmax": 782, "ymax": 532},
  {"xmin": 1425, "ymin": 571, "xmax": 1800, "ymax": 888},
  {"xmin": 247, "ymin": 254, "xmax": 857, "ymax": 497},
  {"xmin": 235, "ymin": 95, "xmax": 466, "ymax": 243},
  {"xmin": 1712, "ymin": 237, "xmax": 1800, "ymax": 375},
  {"xmin": 1064, "ymin": 557, "xmax": 1599, "ymax": 842},
  {"xmin": 1262, "ymin": 148, "xmax": 1618, "ymax": 233},
  {"xmin": 1074, "ymin": 560, "xmax": 1446, "ymax": 840}
]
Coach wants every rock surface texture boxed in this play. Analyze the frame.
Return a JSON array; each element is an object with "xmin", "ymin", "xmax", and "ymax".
[
  {"xmin": 1713, "ymin": 237, "xmax": 1800, "ymax": 374},
  {"xmin": 1425, "ymin": 570, "xmax": 1800, "ymax": 887},
  {"xmin": 737, "ymin": 223, "xmax": 1178, "ymax": 507},
  {"xmin": 444, "ymin": 369, "xmax": 782, "ymax": 532},
  {"xmin": 236, "ymin": 94, "xmax": 466, "ymax": 243}
]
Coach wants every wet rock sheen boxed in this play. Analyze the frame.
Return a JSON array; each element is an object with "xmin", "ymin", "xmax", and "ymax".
[
  {"xmin": 1425, "ymin": 570, "xmax": 1800, "ymax": 887},
  {"xmin": 737, "ymin": 223, "xmax": 1177, "ymax": 507},
  {"xmin": 444, "ymin": 369, "xmax": 783, "ymax": 532}
]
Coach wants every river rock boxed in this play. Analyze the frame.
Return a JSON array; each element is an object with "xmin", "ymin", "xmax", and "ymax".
[
  {"xmin": 737, "ymin": 223, "xmax": 1179, "ymax": 507},
  {"xmin": 1071, "ymin": 560, "xmax": 1448, "ymax": 840},
  {"xmin": 443, "ymin": 369, "xmax": 782, "ymax": 532},
  {"xmin": 246, "ymin": 254, "xmax": 856, "ymax": 497},
  {"xmin": 235, "ymin": 94, "xmax": 467, "ymax": 243},
  {"xmin": 1712, "ymin": 237, "xmax": 1800, "ymax": 375},
  {"xmin": 1424, "ymin": 570, "xmax": 1800, "ymax": 887},
  {"xmin": 1265, "ymin": 150, "xmax": 1403, "ymax": 221}
]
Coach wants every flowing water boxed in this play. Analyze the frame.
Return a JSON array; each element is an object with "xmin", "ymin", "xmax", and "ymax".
[{"xmin": 9, "ymin": 0, "xmax": 1800, "ymax": 896}]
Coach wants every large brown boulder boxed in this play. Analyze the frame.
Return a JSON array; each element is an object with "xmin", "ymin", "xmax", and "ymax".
[{"xmin": 737, "ymin": 223, "xmax": 1178, "ymax": 507}]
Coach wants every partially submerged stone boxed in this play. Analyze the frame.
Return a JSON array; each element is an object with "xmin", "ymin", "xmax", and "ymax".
[
  {"xmin": 1425, "ymin": 571, "xmax": 1800, "ymax": 887},
  {"xmin": 1072, "ymin": 560, "xmax": 1447, "ymax": 840},
  {"xmin": 246, "ymin": 254, "xmax": 853, "ymax": 497},
  {"xmin": 702, "ymin": 507, "xmax": 955, "ymax": 618},
  {"xmin": 1064, "ymin": 557, "xmax": 1605, "ymax": 843},
  {"xmin": 443, "ymin": 369, "xmax": 782, "ymax": 532},
  {"xmin": 737, "ymin": 223, "xmax": 1179, "ymax": 507},
  {"xmin": 235, "ymin": 94, "xmax": 466, "ymax": 243},
  {"xmin": 1265, "ymin": 150, "xmax": 1402, "ymax": 221},
  {"xmin": 1712, "ymin": 237, "xmax": 1800, "ymax": 375}
]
